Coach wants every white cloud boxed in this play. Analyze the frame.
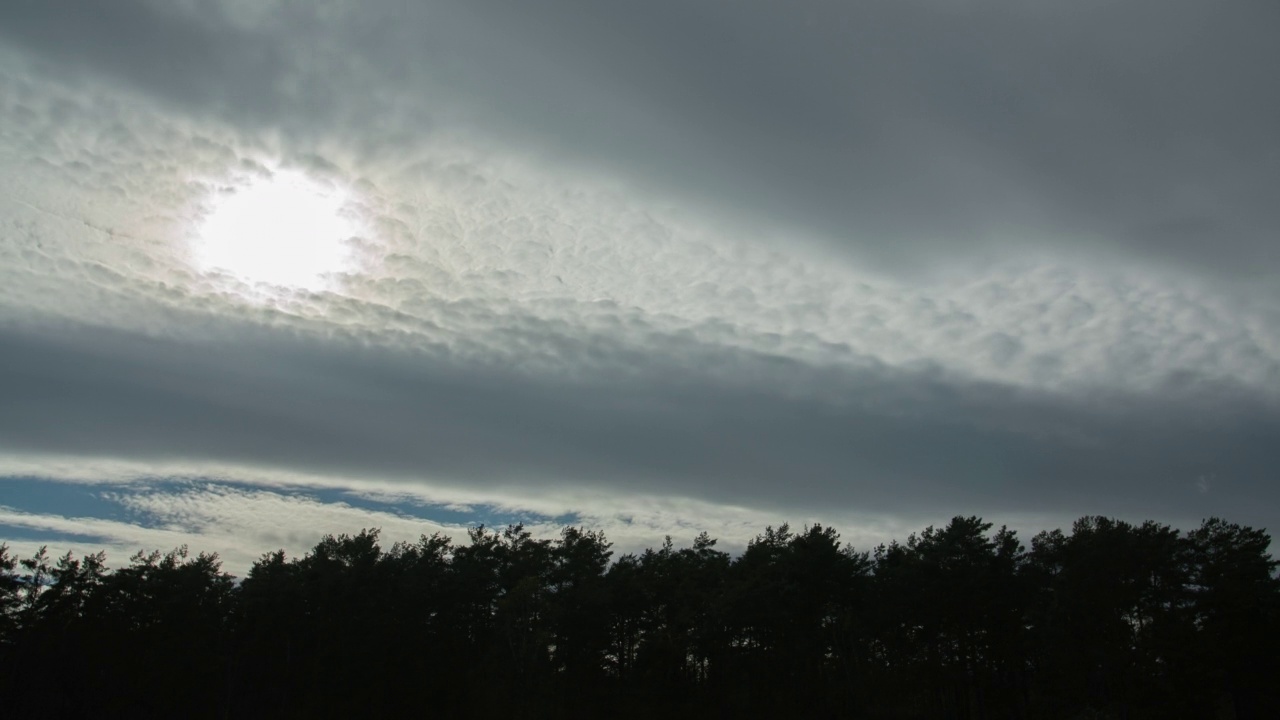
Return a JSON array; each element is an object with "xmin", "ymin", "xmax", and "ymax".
[
  {"xmin": 0, "ymin": 490, "xmax": 455, "ymax": 577},
  {"xmin": 0, "ymin": 453, "xmax": 1015, "ymax": 575},
  {"xmin": 3, "ymin": 63, "xmax": 1276, "ymax": 402}
]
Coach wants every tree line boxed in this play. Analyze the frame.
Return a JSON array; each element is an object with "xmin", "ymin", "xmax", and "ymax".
[{"xmin": 2, "ymin": 515, "xmax": 1277, "ymax": 719}]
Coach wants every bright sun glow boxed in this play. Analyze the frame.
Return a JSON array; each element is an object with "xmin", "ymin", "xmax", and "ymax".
[{"xmin": 195, "ymin": 170, "xmax": 359, "ymax": 291}]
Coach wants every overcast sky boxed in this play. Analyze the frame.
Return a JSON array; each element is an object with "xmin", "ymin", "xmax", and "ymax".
[{"xmin": 1, "ymin": 0, "xmax": 1278, "ymax": 572}]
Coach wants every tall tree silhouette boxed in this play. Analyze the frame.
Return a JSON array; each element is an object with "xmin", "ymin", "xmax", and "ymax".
[
  {"xmin": 873, "ymin": 517, "xmax": 1028, "ymax": 719},
  {"xmin": 1186, "ymin": 518, "xmax": 1280, "ymax": 719}
]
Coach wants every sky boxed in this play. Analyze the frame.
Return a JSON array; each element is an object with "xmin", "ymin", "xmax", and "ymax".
[{"xmin": 1, "ymin": 0, "xmax": 1278, "ymax": 574}]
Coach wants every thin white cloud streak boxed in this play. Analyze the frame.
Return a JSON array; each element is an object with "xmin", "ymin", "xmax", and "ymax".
[
  {"xmin": 0, "ymin": 453, "xmax": 959, "ymax": 574},
  {"xmin": 0, "ymin": 489, "xmax": 460, "ymax": 577},
  {"xmin": 0, "ymin": 457, "xmax": 1161, "ymax": 578}
]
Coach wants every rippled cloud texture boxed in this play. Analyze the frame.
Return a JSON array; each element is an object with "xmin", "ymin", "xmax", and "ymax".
[{"xmin": 1, "ymin": 0, "xmax": 1278, "ymax": 571}]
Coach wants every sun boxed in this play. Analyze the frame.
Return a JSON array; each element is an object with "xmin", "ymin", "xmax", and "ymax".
[{"xmin": 195, "ymin": 169, "xmax": 359, "ymax": 291}]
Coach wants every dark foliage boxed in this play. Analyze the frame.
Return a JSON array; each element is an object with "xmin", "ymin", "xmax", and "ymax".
[{"xmin": 2, "ymin": 516, "xmax": 1277, "ymax": 718}]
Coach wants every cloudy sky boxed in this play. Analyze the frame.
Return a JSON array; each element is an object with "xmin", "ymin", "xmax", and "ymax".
[{"xmin": 1, "ymin": 0, "xmax": 1277, "ymax": 572}]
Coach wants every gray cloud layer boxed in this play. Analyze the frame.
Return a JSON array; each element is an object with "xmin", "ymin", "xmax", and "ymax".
[
  {"xmin": 4, "ymin": 0, "xmax": 1277, "ymax": 279},
  {"xmin": 3, "ymin": 314, "xmax": 1276, "ymax": 531}
]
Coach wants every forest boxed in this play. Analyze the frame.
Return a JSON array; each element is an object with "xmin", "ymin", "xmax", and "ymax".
[{"xmin": 2, "ymin": 515, "xmax": 1277, "ymax": 719}]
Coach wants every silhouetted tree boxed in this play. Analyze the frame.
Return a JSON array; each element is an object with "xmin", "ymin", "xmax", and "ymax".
[
  {"xmin": 2, "ymin": 516, "xmax": 1276, "ymax": 718},
  {"xmin": 1186, "ymin": 518, "xmax": 1280, "ymax": 719}
]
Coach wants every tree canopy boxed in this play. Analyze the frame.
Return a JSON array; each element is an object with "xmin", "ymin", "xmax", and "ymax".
[{"xmin": 2, "ymin": 515, "xmax": 1277, "ymax": 718}]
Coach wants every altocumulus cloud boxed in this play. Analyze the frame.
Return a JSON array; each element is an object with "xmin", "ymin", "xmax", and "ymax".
[{"xmin": 1, "ymin": 0, "xmax": 1278, "ymax": 567}]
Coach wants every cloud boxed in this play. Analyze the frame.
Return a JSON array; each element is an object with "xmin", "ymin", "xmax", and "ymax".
[
  {"xmin": 1, "ymin": 2, "xmax": 1277, "ymax": 557},
  {"xmin": 6, "ymin": 0, "xmax": 1276, "ymax": 280},
  {"xmin": 0, "ymin": 469, "xmax": 907, "ymax": 575},
  {"xmin": 2, "ymin": 313, "xmax": 1277, "ymax": 535},
  {"xmin": 0, "ymin": 482, "xmax": 468, "ymax": 575},
  {"xmin": 3, "ymin": 64, "xmax": 1276, "ymax": 399},
  {"xmin": 0, "ymin": 0, "xmax": 285, "ymax": 122}
]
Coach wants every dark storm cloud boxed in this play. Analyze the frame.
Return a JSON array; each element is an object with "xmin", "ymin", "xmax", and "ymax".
[
  {"xmin": 2, "ymin": 315, "xmax": 1276, "ymax": 530},
  {"xmin": 440, "ymin": 0, "xmax": 1280, "ymax": 276}
]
